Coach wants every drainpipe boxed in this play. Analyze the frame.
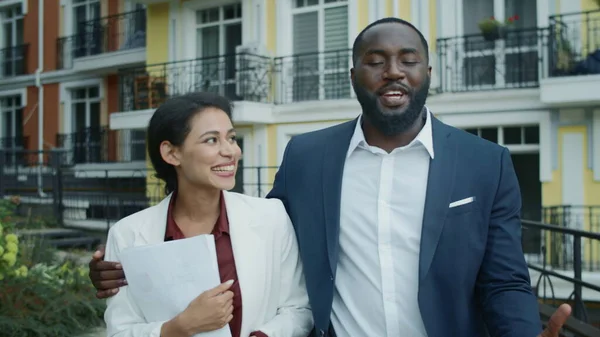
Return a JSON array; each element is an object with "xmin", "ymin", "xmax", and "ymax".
[{"xmin": 36, "ymin": 0, "xmax": 46, "ymax": 198}]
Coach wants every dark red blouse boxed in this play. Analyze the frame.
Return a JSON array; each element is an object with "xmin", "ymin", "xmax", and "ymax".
[{"xmin": 165, "ymin": 191, "xmax": 267, "ymax": 337}]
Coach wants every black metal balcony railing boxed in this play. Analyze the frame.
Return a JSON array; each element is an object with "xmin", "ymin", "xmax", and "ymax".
[
  {"xmin": 114, "ymin": 9, "xmax": 598, "ymax": 107},
  {"xmin": 118, "ymin": 53, "xmax": 271, "ymax": 111},
  {"xmin": 522, "ymin": 205, "xmax": 600, "ymax": 272},
  {"xmin": 0, "ymin": 44, "xmax": 28, "ymax": 77},
  {"xmin": 0, "ymin": 135, "xmax": 28, "ymax": 149},
  {"xmin": 522, "ymin": 220, "xmax": 600, "ymax": 330},
  {"xmin": 56, "ymin": 127, "xmax": 146, "ymax": 165},
  {"xmin": 436, "ymin": 28, "xmax": 549, "ymax": 93},
  {"xmin": 0, "ymin": 136, "xmax": 29, "ymax": 166},
  {"xmin": 273, "ymin": 49, "xmax": 352, "ymax": 104},
  {"xmin": 548, "ymin": 8, "xmax": 600, "ymax": 77},
  {"xmin": 57, "ymin": 9, "xmax": 146, "ymax": 69}
]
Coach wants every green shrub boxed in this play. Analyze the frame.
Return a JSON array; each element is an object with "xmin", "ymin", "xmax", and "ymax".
[{"xmin": 0, "ymin": 219, "xmax": 106, "ymax": 337}]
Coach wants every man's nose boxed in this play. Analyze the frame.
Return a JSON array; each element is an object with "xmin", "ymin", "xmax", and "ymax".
[{"xmin": 385, "ymin": 61, "xmax": 406, "ymax": 80}]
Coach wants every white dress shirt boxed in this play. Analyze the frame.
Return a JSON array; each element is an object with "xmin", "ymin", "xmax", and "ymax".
[{"xmin": 331, "ymin": 109, "xmax": 434, "ymax": 337}]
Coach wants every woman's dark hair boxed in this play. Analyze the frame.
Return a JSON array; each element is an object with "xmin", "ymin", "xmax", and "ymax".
[{"xmin": 146, "ymin": 91, "xmax": 233, "ymax": 195}]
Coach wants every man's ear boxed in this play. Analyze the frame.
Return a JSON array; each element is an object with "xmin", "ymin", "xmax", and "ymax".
[{"xmin": 350, "ymin": 68, "xmax": 355, "ymax": 87}]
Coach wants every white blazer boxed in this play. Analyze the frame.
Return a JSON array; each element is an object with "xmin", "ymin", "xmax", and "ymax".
[{"xmin": 103, "ymin": 191, "xmax": 313, "ymax": 337}]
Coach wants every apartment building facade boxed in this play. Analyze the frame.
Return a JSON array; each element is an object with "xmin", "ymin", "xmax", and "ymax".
[
  {"xmin": 0, "ymin": 0, "xmax": 147, "ymax": 168},
  {"xmin": 0, "ymin": 0, "xmax": 150, "ymax": 228},
  {"xmin": 3, "ymin": 0, "xmax": 599, "ymax": 231},
  {"xmin": 106, "ymin": 0, "xmax": 600, "ymax": 227}
]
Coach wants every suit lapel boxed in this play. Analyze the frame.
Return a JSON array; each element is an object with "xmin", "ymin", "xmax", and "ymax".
[
  {"xmin": 224, "ymin": 192, "xmax": 266, "ymax": 336},
  {"xmin": 137, "ymin": 195, "xmax": 171, "ymax": 245},
  {"xmin": 419, "ymin": 117, "xmax": 457, "ymax": 283},
  {"xmin": 322, "ymin": 119, "xmax": 358, "ymax": 276}
]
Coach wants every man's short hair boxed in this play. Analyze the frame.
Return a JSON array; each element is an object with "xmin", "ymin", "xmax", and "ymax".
[{"xmin": 352, "ymin": 17, "xmax": 430, "ymax": 66}]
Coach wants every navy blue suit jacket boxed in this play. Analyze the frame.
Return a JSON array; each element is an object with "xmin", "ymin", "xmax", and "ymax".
[{"xmin": 266, "ymin": 116, "xmax": 542, "ymax": 337}]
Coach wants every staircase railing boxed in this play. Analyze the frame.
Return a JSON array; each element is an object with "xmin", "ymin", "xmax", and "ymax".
[{"xmin": 522, "ymin": 219, "xmax": 600, "ymax": 336}]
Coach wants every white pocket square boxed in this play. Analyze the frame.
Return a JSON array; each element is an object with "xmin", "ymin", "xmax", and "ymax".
[{"xmin": 449, "ymin": 196, "xmax": 475, "ymax": 208}]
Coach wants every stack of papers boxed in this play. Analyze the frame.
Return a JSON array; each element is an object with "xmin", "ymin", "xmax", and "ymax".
[{"xmin": 119, "ymin": 234, "xmax": 232, "ymax": 337}]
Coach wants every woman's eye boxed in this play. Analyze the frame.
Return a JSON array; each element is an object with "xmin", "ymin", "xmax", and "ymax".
[
  {"xmin": 230, "ymin": 135, "xmax": 237, "ymax": 142},
  {"xmin": 205, "ymin": 137, "xmax": 217, "ymax": 144}
]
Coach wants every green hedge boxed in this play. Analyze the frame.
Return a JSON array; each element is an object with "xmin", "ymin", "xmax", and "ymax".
[{"xmin": 0, "ymin": 199, "xmax": 106, "ymax": 337}]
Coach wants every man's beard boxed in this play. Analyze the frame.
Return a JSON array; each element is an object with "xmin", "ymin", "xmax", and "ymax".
[{"xmin": 353, "ymin": 76, "xmax": 430, "ymax": 137}]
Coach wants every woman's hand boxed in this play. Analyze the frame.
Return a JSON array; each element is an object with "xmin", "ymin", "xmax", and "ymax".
[{"xmin": 161, "ymin": 280, "xmax": 235, "ymax": 337}]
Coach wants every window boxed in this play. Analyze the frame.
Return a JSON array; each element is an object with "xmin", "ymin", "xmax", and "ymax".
[
  {"xmin": 290, "ymin": 0, "xmax": 349, "ymax": 102},
  {"xmin": 464, "ymin": 125, "xmax": 539, "ymax": 147},
  {"xmin": 461, "ymin": 0, "xmax": 538, "ymax": 89},
  {"xmin": 0, "ymin": 95, "xmax": 24, "ymax": 147},
  {"xmin": 0, "ymin": 4, "xmax": 25, "ymax": 76},
  {"xmin": 72, "ymin": 0, "xmax": 101, "ymax": 57},
  {"xmin": 193, "ymin": 3, "xmax": 242, "ymax": 99},
  {"xmin": 0, "ymin": 94, "xmax": 25, "ymax": 165},
  {"xmin": 70, "ymin": 86, "xmax": 102, "ymax": 163}
]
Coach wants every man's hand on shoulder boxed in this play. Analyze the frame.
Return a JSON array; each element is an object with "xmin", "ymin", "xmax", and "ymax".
[
  {"xmin": 537, "ymin": 304, "xmax": 571, "ymax": 337},
  {"xmin": 88, "ymin": 244, "xmax": 127, "ymax": 299}
]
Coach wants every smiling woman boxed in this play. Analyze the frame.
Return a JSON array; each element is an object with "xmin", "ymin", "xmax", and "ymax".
[{"xmin": 92, "ymin": 92, "xmax": 313, "ymax": 337}]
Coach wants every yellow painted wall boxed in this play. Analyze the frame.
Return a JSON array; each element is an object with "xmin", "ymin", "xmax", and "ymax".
[
  {"xmin": 583, "ymin": 0, "xmax": 600, "ymax": 11},
  {"xmin": 542, "ymin": 125, "xmax": 599, "ymax": 216},
  {"xmin": 357, "ymin": 0, "xmax": 369, "ymax": 30},
  {"xmin": 145, "ymin": 3, "xmax": 170, "ymax": 65},
  {"xmin": 266, "ymin": 125, "xmax": 278, "ymax": 183},
  {"xmin": 429, "ymin": 0, "xmax": 436, "ymax": 52},
  {"xmin": 582, "ymin": 0, "xmax": 600, "ymax": 55},
  {"xmin": 399, "ymin": 0, "xmax": 411, "ymax": 20},
  {"xmin": 542, "ymin": 125, "xmax": 599, "ymax": 267},
  {"xmin": 144, "ymin": 3, "xmax": 170, "ymax": 203},
  {"xmin": 386, "ymin": 0, "xmax": 394, "ymax": 16},
  {"xmin": 265, "ymin": 0, "xmax": 276, "ymax": 54}
]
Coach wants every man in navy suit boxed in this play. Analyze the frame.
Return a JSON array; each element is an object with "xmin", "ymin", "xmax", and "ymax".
[{"xmin": 89, "ymin": 17, "xmax": 570, "ymax": 337}]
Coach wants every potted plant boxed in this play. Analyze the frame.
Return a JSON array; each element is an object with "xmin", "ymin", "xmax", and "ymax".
[{"xmin": 478, "ymin": 15, "xmax": 519, "ymax": 41}]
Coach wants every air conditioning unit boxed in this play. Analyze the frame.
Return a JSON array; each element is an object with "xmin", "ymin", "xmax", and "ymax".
[{"xmin": 235, "ymin": 43, "xmax": 270, "ymax": 102}]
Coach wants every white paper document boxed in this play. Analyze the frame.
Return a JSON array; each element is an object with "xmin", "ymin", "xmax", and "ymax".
[{"xmin": 119, "ymin": 234, "xmax": 232, "ymax": 337}]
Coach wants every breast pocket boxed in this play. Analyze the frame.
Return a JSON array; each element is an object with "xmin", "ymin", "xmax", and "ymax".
[{"xmin": 447, "ymin": 197, "xmax": 477, "ymax": 216}]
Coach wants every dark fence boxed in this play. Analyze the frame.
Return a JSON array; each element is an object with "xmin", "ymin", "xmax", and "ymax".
[
  {"xmin": 524, "ymin": 206, "xmax": 600, "ymax": 272},
  {"xmin": 548, "ymin": 9, "xmax": 600, "ymax": 77},
  {"xmin": 523, "ymin": 220, "xmax": 600, "ymax": 332},
  {"xmin": 436, "ymin": 28, "xmax": 549, "ymax": 93},
  {"xmin": 273, "ymin": 49, "xmax": 352, "ymax": 104},
  {"xmin": 0, "ymin": 43, "xmax": 28, "ymax": 77},
  {"xmin": 57, "ymin": 9, "xmax": 146, "ymax": 69},
  {"xmin": 0, "ymin": 149, "xmax": 278, "ymax": 233},
  {"xmin": 56, "ymin": 127, "xmax": 146, "ymax": 164},
  {"xmin": 118, "ymin": 53, "xmax": 272, "ymax": 111}
]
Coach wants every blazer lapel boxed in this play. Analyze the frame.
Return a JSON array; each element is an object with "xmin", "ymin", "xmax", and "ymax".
[
  {"xmin": 419, "ymin": 118, "xmax": 457, "ymax": 283},
  {"xmin": 137, "ymin": 195, "xmax": 172, "ymax": 245},
  {"xmin": 223, "ymin": 191, "xmax": 266, "ymax": 336},
  {"xmin": 322, "ymin": 119, "xmax": 358, "ymax": 276}
]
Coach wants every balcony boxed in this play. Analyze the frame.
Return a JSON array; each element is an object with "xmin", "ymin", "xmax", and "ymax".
[
  {"xmin": 57, "ymin": 9, "xmax": 146, "ymax": 72},
  {"xmin": 56, "ymin": 127, "xmax": 146, "ymax": 166},
  {"xmin": 0, "ymin": 44, "xmax": 28, "ymax": 78},
  {"xmin": 273, "ymin": 49, "xmax": 352, "ymax": 104},
  {"xmin": 0, "ymin": 136, "xmax": 29, "ymax": 166},
  {"xmin": 436, "ymin": 28, "xmax": 548, "ymax": 93},
  {"xmin": 114, "ymin": 53, "xmax": 271, "ymax": 126},
  {"xmin": 540, "ymin": 9, "xmax": 600, "ymax": 106}
]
